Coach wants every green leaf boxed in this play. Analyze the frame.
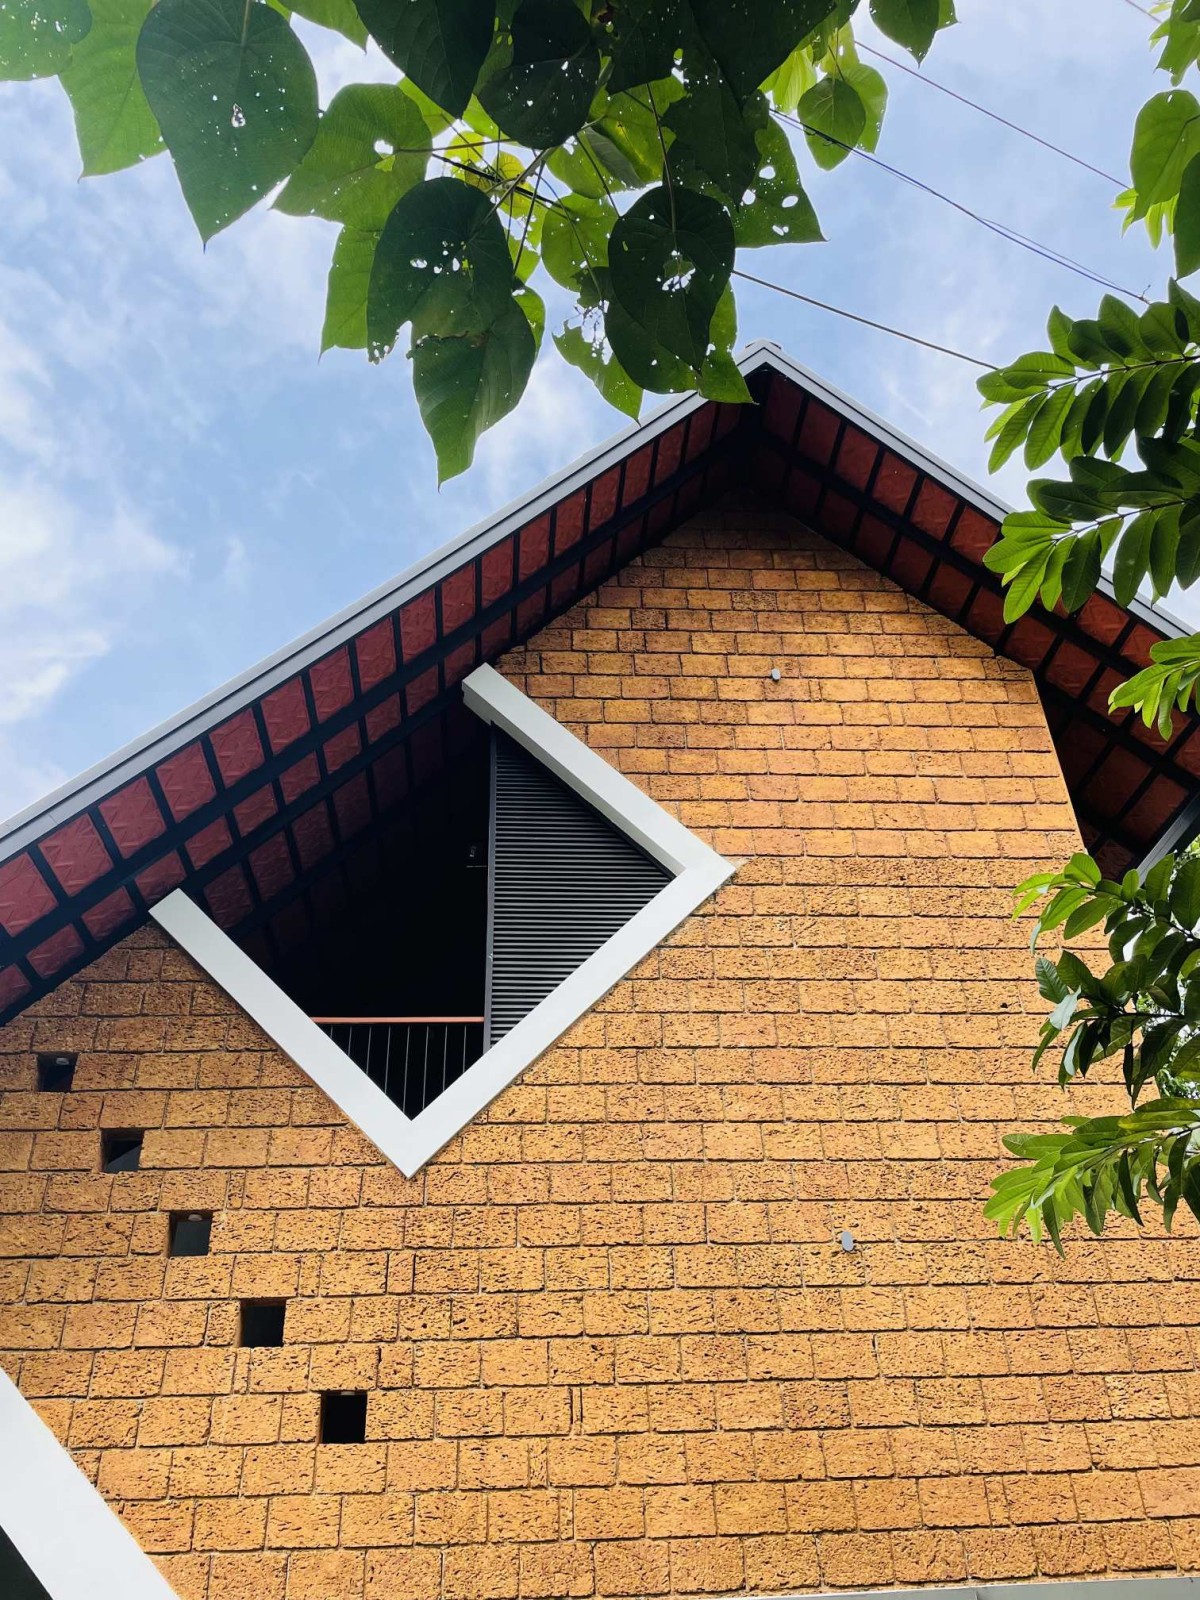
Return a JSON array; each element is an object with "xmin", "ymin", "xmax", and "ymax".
[
  {"xmin": 1003, "ymin": 548, "xmax": 1050, "ymax": 622},
  {"xmin": 1060, "ymin": 529, "xmax": 1102, "ymax": 613},
  {"xmin": 841, "ymin": 61, "xmax": 887, "ymax": 153},
  {"xmin": 1171, "ymin": 856, "xmax": 1200, "ymax": 929},
  {"xmin": 605, "ymin": 294, "xmax": 694, "ymax": 392},
  {"xmin": 275, "ymin": 82, "xmax": 429, "ymax": 229},
  {"xmin": 688, "ymin": 0, "xmax": 838, "ymax": 103},
  {"xmin": 541, "ymin": 193, "xmax": 614, "ymax": 291},
  {"xmin": 321, "ymin": 226, "xmax": 376, "ymax": 352},
  {"xmin": 354, "ymin": 0, "xmax": 491, "ymax": 118},
  {"xmin": 605, "ymin": 0, "xmax": 681, "ymax": 95},
  {"xmin": 1130, "ymin": 90, "xmax": 1200, "ymax": 215},
  {"xmin": 554, "ymin": 321, "xmax": 642, "ymax": 419},
  {"xmin": 797, "ymin": 75, "xmax": 865, "ymax": 170},
  {"xmin": 478, "ymin": 0, "xmax": 600, "ymax": 148},
  {"xmin": 286, "ymin": 0, "xmax": 366, "ymax": 45},
  {"xmin": 1150, "ymin": 504, "xmax": 1183, "ymax": 598},
  {"xmin": 1178, "ymin": 152, "xmax": 1200, "ymax": 280},
  {"xmin": 59, "ymin": 0, "xmax": 160, "ymax": 175},
  {"xmin": 870, "ymin": 0, "xmax": 939, "ymax": 61},
  {"xmin": 729, "ymin": 115, "xmax": 822, "ymax": 247},
  {"xmin": 665, "ymin": 71, "xmax": 765, "ymax": 201},
  {"xmin": 137, "ymin": 0, "xmax": 318, "ymax": 242},
  {"xmin": 367, "ymin": 176, "xmax": 514, "ymax": 359},
  {"xmin": 411, "ymin": 300, "xmax": 536, "ymax": 482},
  {"xmin": 609, "ymin": 184, "xmax": 734, "ymax": 371},
  {"xmin": 1024, "ymin": 384, "xmax": 1075, "ymax": 471},
  {"xmin": 0, "ymin": 0, "xmax": 90, "ymax": 80}
]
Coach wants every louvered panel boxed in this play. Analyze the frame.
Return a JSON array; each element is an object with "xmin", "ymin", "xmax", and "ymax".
[{"xmin": 486, "ymin": 732, "xmax": 672, "ymax": 1044}]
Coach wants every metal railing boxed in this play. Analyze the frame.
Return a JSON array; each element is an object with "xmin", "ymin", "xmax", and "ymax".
[{"xmin": 310, "ymin": 1016, "xmax": 486, "ymax": 1118}]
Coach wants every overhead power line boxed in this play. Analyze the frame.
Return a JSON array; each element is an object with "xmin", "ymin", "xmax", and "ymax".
[
  {"xmin": 731, "ymin": 267, "xmax": 996, "ymax": 369},
  {"xmin": 779, "ymin": 111, "xmax": 1149, "ymax": 304},
  {"xmin": 857, "ymin": 43, "xmax": 1125, "ymax": 187}
]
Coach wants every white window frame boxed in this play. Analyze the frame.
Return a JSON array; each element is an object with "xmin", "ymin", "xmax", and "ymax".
[
  {"xmin": 152, "ymin": 666, "xmax": 734, "ymax": 1177},
  {"xmin": 0, "ymin": 1369, "xmax": 180, "ymax": 1598}
]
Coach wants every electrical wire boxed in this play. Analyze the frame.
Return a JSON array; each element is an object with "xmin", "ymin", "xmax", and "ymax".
[
  {"xmin": 778, "ymin": 111, "xmax": 1149, "ymax": 303},
  {"xmin": 731, "ymin": 266, "xmax": 997, "ymax": 369},
  {"xmin": 856, "ymin": 43, "xmax": 1124, "ymax": 187}
]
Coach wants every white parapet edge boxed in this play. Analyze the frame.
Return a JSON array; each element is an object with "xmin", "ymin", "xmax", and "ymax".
[
  {"xmin": 151, "ymin": 665, "xmax": 735, "ymax": 1177},
  {"xmin": 0, "ymin": 1368, "xmax": 180, "ymax": 1599}
]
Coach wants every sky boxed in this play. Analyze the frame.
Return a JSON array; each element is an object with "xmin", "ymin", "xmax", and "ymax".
[{"xmin": 0, "ymin": 0, "xmax": 1180, "ymax": 827}]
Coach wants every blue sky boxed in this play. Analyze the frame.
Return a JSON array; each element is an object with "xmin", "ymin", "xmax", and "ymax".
[{"xmin": 0, "ymin": 0, "xmax": 1179, "ymax": 824}]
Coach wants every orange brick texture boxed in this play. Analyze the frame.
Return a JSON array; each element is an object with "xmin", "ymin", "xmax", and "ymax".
[{"xmin": 2, "ymin": 498, "xmax": 1199, "ymax": 1600}]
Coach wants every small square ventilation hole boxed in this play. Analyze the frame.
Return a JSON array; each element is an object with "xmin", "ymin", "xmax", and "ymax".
[
  {"xmin": 240, "ymin": 1300, "xmax": 286, "ymax": 1348},
  {"xmin": 100, "ymin": 1130, "xmax": 143, "ymax": 1174},
  {"xmin": 37, "ymin": 1053, "xmax": 76, "ymax": 1092},
  {"xmin": 320, "ymin": 1390, "xmax": 367, "ymax": 1444},
  {"xmin": 169, "ymin": 1211, "xmax": 212, "ymax": 1257}
]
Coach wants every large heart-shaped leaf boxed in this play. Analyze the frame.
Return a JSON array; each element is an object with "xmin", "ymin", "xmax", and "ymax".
[
  {"xmin": 796, "ymin": 74, "xmax": 864, "ymax": 169},
  {"xmin": 137, "ymin": 0, "xmax": 318, "ymax": 241},
  {"xmin": 869, "ymin": 0, "xmax": 939, "ymax": 61},
  {"xmin": 322, "ymin": 226, "xmax": 378, "ymax": 352},
  {"xmin": 412, "ymin": 302, "xmax": 535, "ymax": 481},
  {"xmin": 0, "ymin": 0, "xmax": 91, "ymax": 81},
  {"xmin": 367, "ymin": 175, "xmax": 514, "ymax": 359},
  {"xmin": 609, "ymin": 184, "xmax": 734, "ymax": 371},
  {"xmin": 60, "ymin": 0, "xmax": 161, "ymax": 174},
  {"xmin": 353, "ymin": 0, "xmax": 492, "ymax": 118},
  {"xmin": 688, "ymin": 0, "xmax": 839, "ymax": 102},
  {"xmin": 479, "ymin": 0, "xmax": 601, "ymax": 149},
  {"xmin": 276, "ymin": 82, "xmax": 430, "ymax": 230},
  {"xmin": 1177, "ymin": 153, "xmax": 1200, "ymax": 280}
]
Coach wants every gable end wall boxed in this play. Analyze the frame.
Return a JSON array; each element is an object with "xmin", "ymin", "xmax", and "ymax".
[{"xmin": 1, "ymin": 498, "xmax": 1197, "ymax": 1600}]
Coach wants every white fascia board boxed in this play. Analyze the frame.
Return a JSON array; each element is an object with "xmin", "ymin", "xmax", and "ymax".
[
  {"xmin": 0, "ymin": 1369, "xmax": 180, "ymax": 1599},
  {"xmin": 152, "ymin": 669, "xmax": 734, "ymax": 1177}
]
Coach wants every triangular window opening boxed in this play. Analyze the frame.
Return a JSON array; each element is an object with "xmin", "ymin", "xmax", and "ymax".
[{"xmin": 232, "ymin": 718, "xmax": 670, "ymax": 1123}]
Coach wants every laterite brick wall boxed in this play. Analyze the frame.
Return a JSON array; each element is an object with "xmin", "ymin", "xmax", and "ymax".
[{"xmin": 2, "ymin": 498, "xmax": 1199, "ymax": 1600}]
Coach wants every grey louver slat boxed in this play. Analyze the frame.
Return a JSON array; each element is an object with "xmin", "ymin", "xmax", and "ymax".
[{"xmin": 486, "ymin": 731, "xmax": 672, "ymax": 1045}]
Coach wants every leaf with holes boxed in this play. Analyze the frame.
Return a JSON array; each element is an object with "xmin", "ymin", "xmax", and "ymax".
[
  {"xmin": 137, "ymin": 0, "xmax": 318, "ymax": 241},
  {"xmin": 608, "ymin": 183, "xmax": 734, "ymax": 371},
  {"xmin": 729, "ymin": 116, "xmax": 821, "ymax": 246},
  {"xmin": 665, "ymin": 74, "xmax": 766, "ymax": 202},
  {"xmin": 554, "ymin": 321, "xmax": 643, "ymax": 418},
  {"xmin": 478, "ymin": 0, "xmax": 601, "ymax": 149},
  {"xmin": 60, "ymin": 0, "xmax": 160, "ymax": 174},
  {"xmin": 276, "ymin": 82, "xmax": 430, "ymax": 230},
  {"xmin": 367, "ymin": 176, "xmax": 514, "ymax": 358},
  {"xmin": 0, "ymin": 0, "xmax": 90, "ymax": 80},
  {"xmin": 411, "ymin": 301, "xmax": 535, "ymax": 482}
]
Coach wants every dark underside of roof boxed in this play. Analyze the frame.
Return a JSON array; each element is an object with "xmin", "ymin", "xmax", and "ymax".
[{"xmin": 1, "ymin": 355, "xmax": 1197, "ymax": 1027}]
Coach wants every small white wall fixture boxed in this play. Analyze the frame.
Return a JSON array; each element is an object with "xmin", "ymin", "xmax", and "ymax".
[
  {"xmin": 152, "ymin": 666, "xmax": 735, "ymax": 1177},
  {"xmin": 0, "ymin": 1368, "xmax": 181, "ymax": 1599}
]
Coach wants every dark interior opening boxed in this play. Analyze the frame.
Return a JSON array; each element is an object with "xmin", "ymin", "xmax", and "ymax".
[
  {"xmin": 238, "ymin": 727, "xmax": 491, "ymax": 1117},
  {"xmin": 0, "ymin": 1526, "xmax": 51, "ymax": 1600},
  {"xmin": 320, "ymin": 1389, "xmax": 367, "ymax": 1444},
  {"xmin": 36, "ymin": 1052, "xmax": 76, "ymax": 1092},
  {"xmin": 169, "ymin": 1211, "xmax": 212, "ymax": 1256},
  {"xmin": 259, "ymin": 729, "xmax": 489, "ymax": 1020},
  {"xmin": 241, "ymin": 1300, "xmax": 286, "ymax": 1348},
  {"xmin": 101, "ymin": 1130, "xmax": 143, "ymax": 1174}
]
